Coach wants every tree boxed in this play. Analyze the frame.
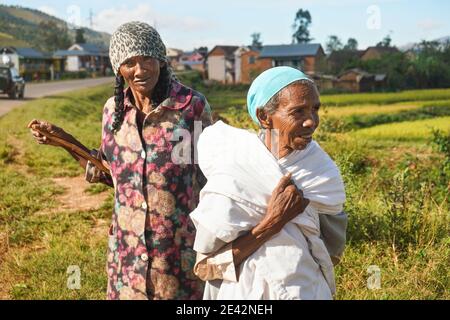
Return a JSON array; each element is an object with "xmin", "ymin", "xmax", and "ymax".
[
  {"xmin": 195, "ymin": 46, "xmax": 208, "ymax": 58},
  {"xmin": 344, "ymin": 38, "xmax": 358, "ymax": 51},
  {"xmin": 38, "ymin": 21, "xmax": 71, "ymax": 52},
  {"xmin": 292, "ymin": 9, "xmax": 312, "ymax": 44},
  {"xmin": 377, "ymin": 34, "xmax": 392, "ymax": 47},
  {"xmin": 75, "ymin": 28, "xmax": 86, "ymax": 44},
  {"xmin": 411, "ymin": 40, "xmax": 450, "ymax": 88},
  {"xmin": 250, "ymin": 32, "xmax": 263, "ymax": 49},
  {"xmin": 325, "ymin": 35, "xmax": 343, "ymax": 53}
]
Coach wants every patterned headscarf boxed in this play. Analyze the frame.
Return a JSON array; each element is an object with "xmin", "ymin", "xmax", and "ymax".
[{"xmin": 109, "ymin": 21, "xmax": 167, "ymax": 76}]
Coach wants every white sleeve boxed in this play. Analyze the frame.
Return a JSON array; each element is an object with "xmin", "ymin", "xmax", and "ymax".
[{"xmin": 190, "ymin": 192, "xmax": 261, "ymax": 245}]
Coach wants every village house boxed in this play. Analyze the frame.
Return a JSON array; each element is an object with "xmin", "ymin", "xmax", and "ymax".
[
  {"xmin": 166, "ymin": 48, "xmax": 184, "ymax": 69},
  {"xmin": 258, "ymin": 43, "xmax": 326, "ymax": 75},
  {"xmin": 206, "ymin": 45, "xmax": 239, "ymax": 83},
  {"xmin": 233, "ymin": 43, "xmax": 326, "ymax": 84},
  {"xmin": 237, "ymin": 47, "xmax": 272, "ymax": 84},
  {"xmin": 233, "ymin": 46, "xmax": 249, "ymax": 83},
  {"xmin": 311, "ymin": 74, "xmax": 337, "ymax": 92},
  {"xmin": 53, "ymin": 43, "xmax": 110, "ymax": 74},
  {"xmin": 335, "ymin": 68, "xmax": 386, "ymax": 93},
  {"xmin": 179, "ymin": 50, "xmax": 206, "ymax": 74},
  {"xmin": 0, "ymin": 46, "xmax": 53, "ymax": 81},
  {"xmin": 326, "ymin": 49, "xmax": 365, "ymax": 74},
  {"xmin": 360, "ymin": 46, "xmax": 399, "ymax": 61}
]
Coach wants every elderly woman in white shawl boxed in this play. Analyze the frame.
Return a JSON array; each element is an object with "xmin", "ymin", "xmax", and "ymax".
[{"xmin": 190, "ymin": 66, "xmax": 347, "ymax": 300}]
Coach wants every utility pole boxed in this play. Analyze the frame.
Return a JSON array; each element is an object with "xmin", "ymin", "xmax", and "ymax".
[{"xmin": 88, "ymin": 9, "xmax": 94, "ymax": 28}]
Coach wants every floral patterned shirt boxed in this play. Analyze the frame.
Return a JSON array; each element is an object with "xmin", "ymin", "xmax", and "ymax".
[{"xmin": 86, "ymin": 80, "xmax": 212, "ymax": 300}]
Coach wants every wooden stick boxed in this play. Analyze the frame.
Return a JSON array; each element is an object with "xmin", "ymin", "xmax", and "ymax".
[{"xmin": 32, "ymin": 127, "xmax": 110, "ymax": 175}]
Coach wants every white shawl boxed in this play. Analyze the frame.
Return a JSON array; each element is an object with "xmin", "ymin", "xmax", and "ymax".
[{"xmin": 190, "ymin": 121, "xmax": 346, "ymax": 299}]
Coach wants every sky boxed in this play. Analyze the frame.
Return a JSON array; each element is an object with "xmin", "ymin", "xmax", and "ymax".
[{"xmin": 2, "ymin": 0, "xmax": 450, "ymax": 51}]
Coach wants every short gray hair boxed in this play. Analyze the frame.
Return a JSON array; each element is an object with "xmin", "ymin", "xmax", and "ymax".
[{"xmin": 262, "ymin": 79, "xmax": 315, "ymax": 115}]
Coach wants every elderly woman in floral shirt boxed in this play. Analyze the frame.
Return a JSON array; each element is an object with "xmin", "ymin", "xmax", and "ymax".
[{"xmin": 28, "ymin": 21, "xmax": 212, "ymax": 300}]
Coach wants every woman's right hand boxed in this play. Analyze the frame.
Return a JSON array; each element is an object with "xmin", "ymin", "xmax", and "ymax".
[
  {"xmin": 27, "ymin": 119, "xmax": 66, "ymax": 147},
  {"xmin": 255, "ymin": 173, "xmax": 310, "ymax": 237}
]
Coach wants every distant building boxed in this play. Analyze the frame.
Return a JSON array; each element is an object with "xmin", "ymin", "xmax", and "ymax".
[
  {"xmin": 176, "ymin": 50, "xmax": 206, "ymax": 74},
  {"xmin": 53, "ymin": 43, "xmax": 110, "ymax": 73},
  {"xmin": 231, "ymin": 43, "xmax": 326, "ymax": 84},
  {"xmin": 336, "ymin": 68, "xmax": 386, "ymax": 92},
  {"xmin": 326, "ymin": 49, "xmax": 364, "ymax": 74},
  {"xmin": 238, "ymin": 47, "xmax": 273, "ymax": 84},
  {"xmin": 206, "ymin": 45, "xmax": 239, "ymax": 83},
  {"xmin": 311, "ymin": 74, "xmax": 337, "ymax": 92},
  {"xmin": 166, "ymin": 48, "xmax": 183, "ymax": 68},
  {"xmin": 233, "ymin": 46, "xmax": 250, "ymax": 83},
  {"xmin": 258, "ymin": 43, "xmax": 326, "ymax": 75},
  {"xmin": 0, "ymin": 46, "xmax": 53, "ymax": 80},
  {"xmin": 360, "ymin": 46, "xmax": 399, "ymax": 61}
]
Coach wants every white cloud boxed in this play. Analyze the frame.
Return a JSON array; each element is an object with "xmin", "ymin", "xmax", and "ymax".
[
  {"xmin": 38, "ymin": 5, "xmax": 58, "ymax": 17},
  {"xmin": 93, "ymin": 4, "xmax": 213, "ymax": 34},
  {"xmin": 417, "ymin": 19, "xmax": 444, "ymax": 32},
  {"xmin": 224, "ymin": 0, "xmax": 405, "ymax": 8}
]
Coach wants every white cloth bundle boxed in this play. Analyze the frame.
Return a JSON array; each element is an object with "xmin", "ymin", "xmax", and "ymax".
[{"xmin": 190, "ymin": 121, "xmax": 346, "ymax": 299}]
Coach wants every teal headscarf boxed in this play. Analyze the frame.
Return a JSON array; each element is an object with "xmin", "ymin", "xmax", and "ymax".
[{"xmin": 247, "ymin": 66, "xmax": 313, "ymax": 126}]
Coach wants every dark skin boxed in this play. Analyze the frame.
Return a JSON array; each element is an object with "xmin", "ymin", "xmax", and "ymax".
[
  {"xmin": 119, "ymin": 56, "xmax": 163, "ymax": 114},
  {"xmin": 257, "ymin": 81, "xmax": 321, "ymax": 159}
]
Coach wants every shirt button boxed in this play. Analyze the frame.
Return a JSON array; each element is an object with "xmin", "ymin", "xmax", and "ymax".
[
  {"xmin": 141, "ymin": 202, "xmax": 147, "ymax": 210},
  {"xmin": 140, "ymin": 253, "xmax": 149, "ymax": 262},
  {"xmin": 141, "ymin": 150, "xmax": 146, "ymax": 159}
]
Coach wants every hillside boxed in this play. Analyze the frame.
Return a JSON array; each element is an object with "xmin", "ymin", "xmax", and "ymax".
[
  {"xmin": 0, "ymin": 31, "xmax": 30, "ymax": 47},
  {"xmin": 0, "ymin": 4, "xmax": 110, "ymax": 51}
]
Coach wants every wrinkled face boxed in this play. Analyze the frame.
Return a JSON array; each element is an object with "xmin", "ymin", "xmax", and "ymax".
[
  {"xmin": 257, "ymin": 81, "xmax": 321, "ymax": 155},
  {"xmin": 118, "ymin": 56, "xmax": 163, "ymax": 95}
]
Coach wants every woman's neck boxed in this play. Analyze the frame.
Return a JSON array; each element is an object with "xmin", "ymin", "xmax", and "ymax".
[
  {"xmin": 131, "ymin": 88, "xmax": 153, "ymax": 114},
  {"xmin": 263, "ymin": 128, "xmax": 292, "ymax": 160}
]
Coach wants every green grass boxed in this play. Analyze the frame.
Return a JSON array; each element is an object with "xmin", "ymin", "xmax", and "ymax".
[
  {"xmin": 321, "ymin": 100, "xmax": 450, "ymax": 133},
  {"xmin": 0, "ymin": 84, "xmax": 114, "ymax": 299},
  {"xmin": 0, "ymin": 83, "xmax": 448, "ymax": 300},
  {"xmin": 352, "ymin": 116, "xmax": 450, "ymax": 141},
  {"xmin": 0, "ymin": 85, "xmax": 110, "ymax": 177},
  {"xmin": 321, "ymin": 88, "xmax": 450, "ymax": 107},
  {"xmin": 198, "ymin": 86, "xmax": 450, "ymax": 110},
  {"xmin": 4, "ymin": 208, "xmax": 110, "ymax": 300},
  {"xmin": 322, "ymin": 99, "xmax": 450, "ymax": 117},
  {"xmin": 335, "ymin": 241, "xmax": 449, "ymax": 299}
]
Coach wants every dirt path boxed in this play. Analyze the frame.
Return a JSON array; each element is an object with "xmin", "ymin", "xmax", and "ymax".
[{"xmin": 35, "ymin": 175, "xmax": 110, "ymax": 215}]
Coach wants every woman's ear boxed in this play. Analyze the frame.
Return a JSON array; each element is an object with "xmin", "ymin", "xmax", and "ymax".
[
  {"xmin": 256, "ymin": 108, "xmax": 271, "ymax": 129},
  {"xmin": 160, "ymin": 61, "xmax": 166, "ymax": 68}
]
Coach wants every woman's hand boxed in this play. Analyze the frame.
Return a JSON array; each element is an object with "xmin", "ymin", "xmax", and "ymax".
[
  {"xmin": 27, "ymin": 119, "xmax": 102, "ymax": 174},
  {"xmin": 254, "ymin": 173, "xmax": 310, "ymax": 238},
  {"xmin": 27, "ymin": 119, "xmax": 67, "ymax": 147}
]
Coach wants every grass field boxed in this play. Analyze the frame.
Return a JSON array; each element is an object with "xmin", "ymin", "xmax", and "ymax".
[
  {"xmin": 0, "ymin": 83, "xmax": 448, "ymax": 300},
  {"xmin": 353, "ymin": 116, "xmax": 450, "ymax": 141}
]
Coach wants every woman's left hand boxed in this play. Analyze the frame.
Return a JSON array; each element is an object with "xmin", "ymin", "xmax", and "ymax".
[{"xmin": 255, "ymin": 173, "xmax": 310, "ymax": 237}]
